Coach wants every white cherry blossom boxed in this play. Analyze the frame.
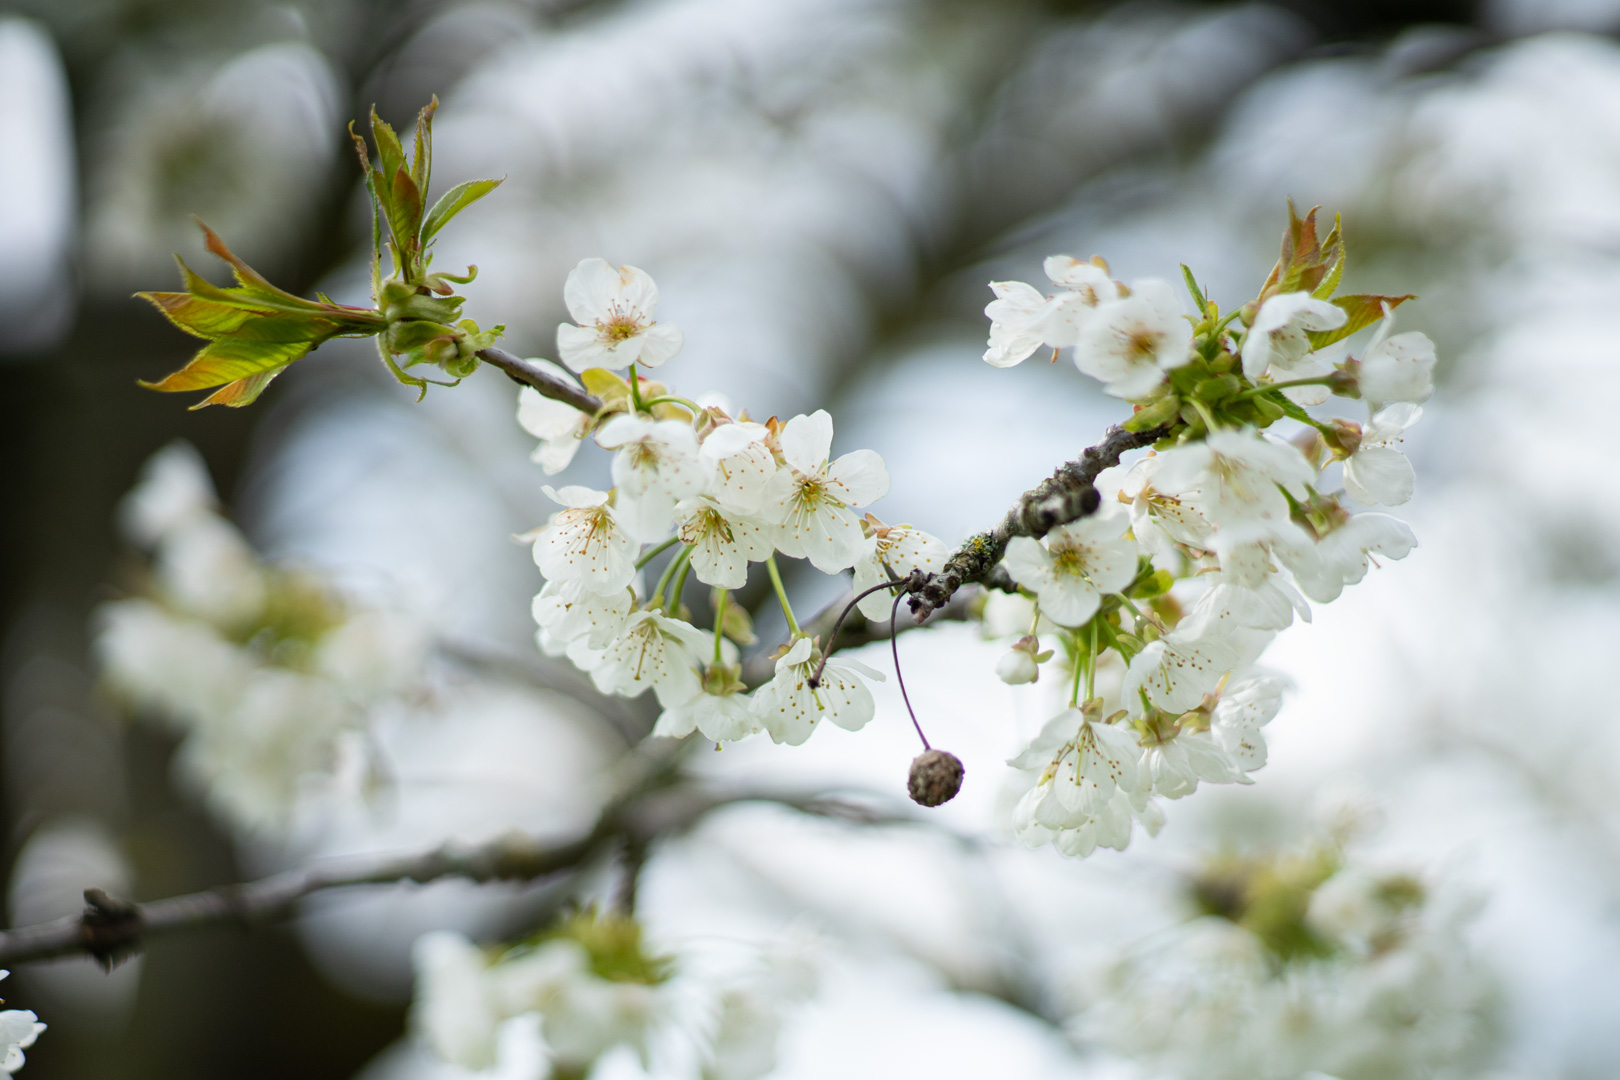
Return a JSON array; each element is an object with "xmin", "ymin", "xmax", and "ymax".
[
  {"xmin": 1290, "ymin": 513, "xmax": 1417, "ymax": 603},
  {"xmin": 531, "ymin": 486, "xmax": 639, "ymax": 594},
  {"xmin": 983, "ymin": 257, "xmax": 1121, "ymax": 367},
  {"xmin": 596, "ymin": 414, "xmax": 704, "ymax": 542},
  {"xmin": 555, "ymin": 257, "xmax": 682, "ymax": 372},
  {"xmin": 1026, "ymin": 256, "xmax": 1122, "ymax": 346},
  {"xmin": 1002, "ymin": 506, "xmax": 1138, "ymax": 627},
  {"xmin": 676, "ymin": 496, "xmax": 775, "ymax": 590},
  {"xmin": 1138, "ymin": 730, "xmax": 1248, "ymax": 799},
  {"xmin": 851, "ymin": 518, "xmax": 949, "ymax": 619},
  {"xmin": 1073, "ymin": 279, "xmax": 1193, "ymax": 399},
  {"xmin": 517, "ymin": 376, "xmax": 592, "ymax": 474},
  {"xmin": 1152, "ymin": 428, "xmax": 1315, "ymax": 529},
  {"xmin": 653, "ymin": 665, "xmax": 759, "ymax": 743},
  {"xmin": 591, "ymin": 610, "xmax": 710, "ymax": 706},
  {"xmin": 532, "ymin": 579, "xmax": 633, "ymax": 655},
  {"xmin": 1122, "ymin": 626, "xmax": 1240, "ymax": 715},
  {"xmin": 1010, "ymin": 709, "xmax": 1142, "ymax": 817},
  {"xmin": 982, "ymin": 279, "xmax": 1048, "ymax": 368},
  {"xmin": 1240, "ymin": 291, "xmax": 1347, "ymax": 379},
  {"xmin": 1186, "ymin": 572, "xmax": 1309, "ymax": 635},
  {"xmin": 750, "ymin": 637, "xmax": 882, "ymax": 746},
  {"xmin": 119, "ymin": 439, "xmax": 215, "ymax": 546},
  {"xmin": 763, "ymin": 410, "xmax": 890, "ymax": 573},
  {"xmin": 1210, "ymin": 674, "xmax": 1286, "ymax": 771},
  {"xmin": 1122, "ymin": 453, "xmax": 1215, "ymax": 560},
  {"xmin": 1354, "ymin": 311, "xmax": 1436, "ymax": 411},
  {"xmin": 1343, "ymin": 403, "xmax": 1420, "ymax": 507},
  {"xmin": 1206, "ymin": 517, "xmax": 1316, "ymax": 590},
  {"xmin": 0, "ymin": 972, "xmax": 43, "ymax": 1076},
  {"xmin": 699, "ymin": 421, "xmax": 778, "ymax": 517}
]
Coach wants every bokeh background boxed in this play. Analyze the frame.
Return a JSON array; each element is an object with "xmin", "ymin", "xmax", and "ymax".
[{"xmin": 5, "ymin": 0, "xmax": 1620, "ymax": 1076}]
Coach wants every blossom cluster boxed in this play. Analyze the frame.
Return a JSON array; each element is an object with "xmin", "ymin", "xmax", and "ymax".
[
  {"xmin": 523, "ymin": 209, "xmax": 1434, "ymax": 859},
  {"xmin": 520, "ymin": 258, "xmax": 947, "ymax": 747},
  {"xmin": 412, "ymin": 910, "xmax": 815, "ymax": 1080},
  {"xmin": 94, "ymin": 443, "xmax": 428, "ymax": 836},
  {"xmin": 1083, "ymin": 845, "xmax": 1499, "ymax": 1080},
  {"xmin": 982, "ymin": 211, "xmax": 1434, "ymax": 857}
]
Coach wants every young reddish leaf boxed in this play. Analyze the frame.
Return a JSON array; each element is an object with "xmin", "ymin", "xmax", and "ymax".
[
  {"xmin": 387, "ymin": 167, "xmax": 425, "ymax": 263},
  {"xmin": 1312, "ymin": 214, "xmax": 1345, "ymax": 299},
  {"xmin": 192, "ymin": 368, "xmax": 286, "ymax": 409},
  {"xmin": 140, "ymin": 339, "xmax": 314, "ymax": 393},
  {"xmin": 1305, "ymin": 293, "xmax": 1415, "ymax": 350}
]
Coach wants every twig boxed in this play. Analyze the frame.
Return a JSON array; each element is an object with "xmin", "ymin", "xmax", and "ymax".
[
  {"xmin": 907, "ymin": 423, "xmax": 1167, "ymax": 621},
  {"xmin": 0, "ymin": 770, "xmax": 932, "ymax": 969},
  {"xmin": 478, "ymin": 347, "xmax": 604, "ymax": 415},
  {"xmin": 0, "ymin": 822, "xmax": 614, "ymax": 969}
]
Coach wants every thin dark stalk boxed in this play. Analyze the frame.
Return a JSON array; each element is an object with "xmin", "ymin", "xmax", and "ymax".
[
  {"xmin": 891, "ymin": 586, "xmax": 930, "ymax": 751},
  {"xmin": 806, "ymin": 574, "xmax": 919, "ymax": 689}
]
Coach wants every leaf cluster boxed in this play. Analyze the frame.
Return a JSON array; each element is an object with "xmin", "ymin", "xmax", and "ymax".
[{"xmin": 137, "ymin": 98, "xmax": 505, "ymax": 408}]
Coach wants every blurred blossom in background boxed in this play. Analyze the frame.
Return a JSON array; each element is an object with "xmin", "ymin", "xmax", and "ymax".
[{"xmin": 6, "ymin": 0, "xmax": 1620, "ymax": 1078}]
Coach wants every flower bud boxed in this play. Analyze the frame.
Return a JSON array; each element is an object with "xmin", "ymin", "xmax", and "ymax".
[
  {"xmin": 908, "ymin": 749, "xmax": 965, "ymax": 807},
  {"xmin": 996, "ymin": 648, "xmax": 1038, "ymax": 684}
]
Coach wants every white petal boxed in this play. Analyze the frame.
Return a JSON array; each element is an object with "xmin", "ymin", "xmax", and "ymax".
[
  {"xmin": 1343, "ymin": 446, "xmax": 1415, "ymax": 506},
  {"xmin": 557, "ymin": 322, "xmax": 609, "ymax": 372},
  {"xmin": 636, "ymin": 322, "xmax": 683, "ymax": 368},
  {"xmin": 562, "ymin": 257, "xmax": 619, "ymax": 324},
  {"xmin": 826, "ymin": 449, "xmax": 890, "ymax": 507},
  {"xmin": 543, "ymin": 485, "xmax": 608, "ymax": 509},
  {"xmin": 780, "ymin": 411, "xmax": 834, "ymax": 474}
]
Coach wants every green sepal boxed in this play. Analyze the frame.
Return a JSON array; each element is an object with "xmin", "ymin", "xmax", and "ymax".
[
  {"xmin": 1126, "ymin": 392, "xmax": 1182, "ymax": 433},
  {"xmin": 1128, "ymin": 567, "xmax": 1175, "ymax": 600},
  {"xmin": 1193, "ymin": 374, "xmax": 1242, "ymax": 405}
]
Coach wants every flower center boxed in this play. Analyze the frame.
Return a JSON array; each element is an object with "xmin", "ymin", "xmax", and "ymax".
[
  {"xmin": 599, "ymin": 312, "xmax": 643, "ymax": 342},
  {"xmin": 1126, "ymin": 328, "xmax": 1160, "ymax": 361}
]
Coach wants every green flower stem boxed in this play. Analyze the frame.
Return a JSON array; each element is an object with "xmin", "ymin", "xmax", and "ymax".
[
  {"xmin": 628, "ymin": 363, "xmax": 645, "ymax": 412},
  {"xmin": 1116, "ymin": 592, "xmax": 1149, "ymax": 627},
  {"xmin": 766, "ymin": 555, "xmax": 800, "ymax": 636},
  {"xmin": 1231, "ymin": 376, "xmax": 1334, "ymax": 402},
  {"xmin": 650, "ymin": 545, "xmax": 691, "ymax": 609},
  {"xmin": 640, "ymin": 395, "xmax": 703, "ymax": 414},
  {"xmin": 668, "ymin": 549, "xmax": 694, "ymax": 614},
  {"xmin": 1190, "ymin": 397, "xmax": 1222, "ymax": 435},
  {"xmin": 1271, "ymin": 393, "xmax": 1339, "ymax": 437},
  {"xmin": 1086, "ymin": 618, "xmax": 1099, "ymax": 702},
  {"xmin": 712, "ymin": 590, "xmax": 728, "ymax": 664},
  {"xmin": 1070, "ymin": 629, "xmax": 1085, "ymax": 708},
  {"xmin": 634, "ymin": 535, "xmax": 681, "ymax": 570}
]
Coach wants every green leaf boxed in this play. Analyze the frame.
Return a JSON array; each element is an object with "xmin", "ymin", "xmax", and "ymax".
[
  {"xmin": 138, "ymin": 221, "xmax": 386, "ymax": 408},
  {"xmin": 1181, "ymin": 264, "xmax": 1206, "ymax": 312},
  {"xmin": 422, "ymin": 178, "xmax": 504, "ymax": 242},
  {"xmin": 1306, "ymin": 293, "xmax": 1414, "ymax": 349},
  {"xmin": 192, "ymin": 368, "xmax": 286, "ymax": 409},
  {"xmin": 140, "ymin": 338, "xmax": 313, "ymax": 393},
  {"xmin": 369, "ymin": 108, "xmax": 407, "ymax": 190},
  {"xmin": 411, "ymin": 97, "xmax": 437, "ymax": 195},
  {"xmin": 387, "ymin": 167, "xmax": 425, "ymax": 263}
]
